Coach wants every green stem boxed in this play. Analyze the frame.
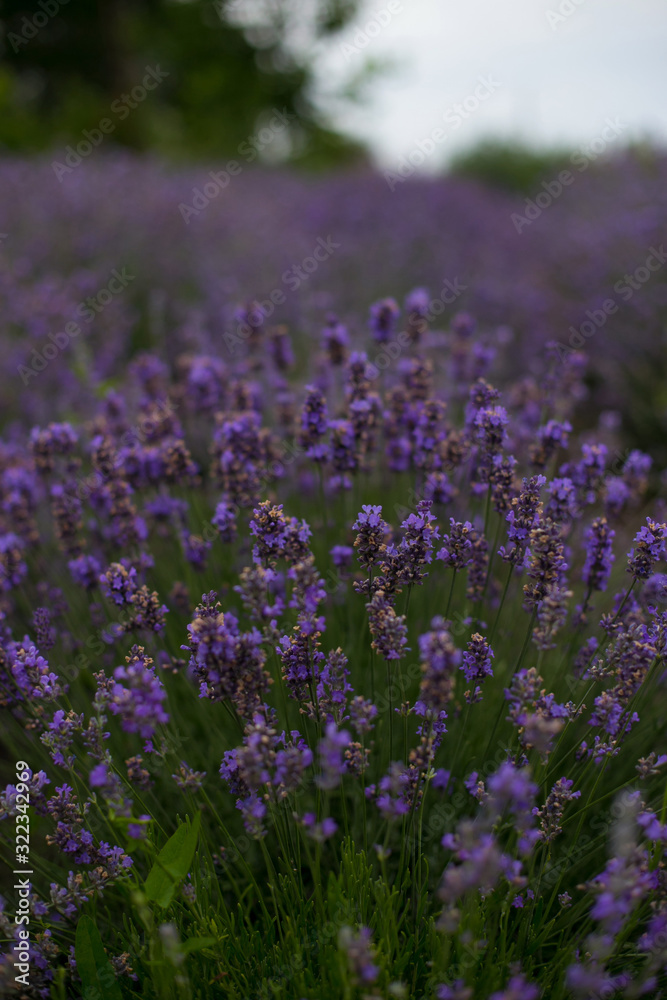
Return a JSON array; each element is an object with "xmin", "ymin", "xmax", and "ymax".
[
  {"xmin": 445, "ymin": 569, "xmax": 457, "ymax": 619},
  {"xmin": 489, "ymin": 562, "xmax": 513, "ymax": 644},
  {"xmin": 387, "ymin": 657, "xmax": 394, "ymax": 760}
]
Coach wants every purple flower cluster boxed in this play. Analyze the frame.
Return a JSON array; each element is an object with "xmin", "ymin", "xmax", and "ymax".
[
  {"xmin": 353, "ymin": 504, "xmax": 390, "ymax": 571},
  {"xmin": 582, "ymin": 516, "xmax": 615, "ymax": 592},
  {"xmin": 106, "ymin": 646, "xmax": 169, "ymax": 739},
  {"xmin": 2, "ymin": 155, "xmax": 667, "ymax": 997},
  {"xmin": 183, "ymin": 592, "xmax": 269, "ymax": 718}
]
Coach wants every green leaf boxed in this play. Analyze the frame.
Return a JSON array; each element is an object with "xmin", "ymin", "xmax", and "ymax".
[
  {"xmin": 144, "ymin": 812, "xmax": 201, "ymax": 908},
  {"xmin": 181, "ymin": 936, "xmax": 216, "ymax": 955},
  {"xmin": 75, "ymin": 914, "xmax": 123, "ymax": 1000}
]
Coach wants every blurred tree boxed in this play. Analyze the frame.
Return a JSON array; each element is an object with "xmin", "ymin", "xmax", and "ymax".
[
  {"xmin": 449, "ymin": 140, "xmax": 571, "ymax": 194},
  {"xmin": 0, "ymin": 0, "xmax": 366, "ymax": 165}
]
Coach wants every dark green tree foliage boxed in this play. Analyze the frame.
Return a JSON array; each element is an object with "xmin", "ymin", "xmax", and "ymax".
[
  {"xmin": 0, "ymin": 0, "xmax": 364, "ymax": 164},
  {"xmin": 449, "ymin": 139, "xmax": 572, "ymax": 193}
]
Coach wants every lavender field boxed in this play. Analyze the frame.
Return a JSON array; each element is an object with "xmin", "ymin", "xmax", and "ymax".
[{"xmin": 1, "ymin": 147, "xmax": 667, "ymax": 1000}]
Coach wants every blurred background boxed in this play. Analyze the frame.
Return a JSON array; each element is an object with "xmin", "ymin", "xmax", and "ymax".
[
  {"xmin": 2, "ymin": 0, "xmax": 666, "ymax": 176},
  {"xmin": 1, "ymin": 0, "xmax": 667, "ymax": 459}
]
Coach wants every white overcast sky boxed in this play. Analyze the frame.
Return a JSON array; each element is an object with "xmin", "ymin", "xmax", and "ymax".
[{"xmin": 311, "ymin": 0, "xmax": 667, "ymax": 170}]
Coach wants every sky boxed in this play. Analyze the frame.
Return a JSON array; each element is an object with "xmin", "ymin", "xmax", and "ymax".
[{"xmin": 313, "ymin": 0, "xmax": 667, "ymax": 171}]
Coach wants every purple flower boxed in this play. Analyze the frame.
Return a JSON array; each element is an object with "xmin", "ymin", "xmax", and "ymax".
[
  {"xmin": 545, "ymin": 476, "xmax": 578, "ymax": 523},
  {"xmin": 489, "ymin": 454, "xmax": 518, "ymax": 515},
  {"xmin": 301, "ymin": 813, "xmax": 337, "ymax": 842},
  {"xmin": 489, "ymin": 973, "xmax": 540, "ymax": 1000},
  {"xmin": 183, "ymin": 592, "xmax": 269, "ymax": 719},
  {"xmin": 50, "ymin": 484, "xmax": 84, "ymax": 557},
  {"xmin": 100, "ymin": 562, "xmax": 137, "ymax": 606},
  {"xmin": 268, "ymin": 325, "xmax": 294, "ymax": 371},
  {"xmin": 330, "ymin": 544, "xmax": 353, "ymax": 569},
  {"xmin": 0, "ymin": 532, "xmax": 27, "ymax": 592},
  {"xmin": 127, "ymin": 815, "xmax": 151, "ymax": 840},
  {"xmin": 417, "ymin": 617, "xmax": 461, "ymax": 713},
  {"xmin": 522, "ymin": 517, "xmax": 568, "ymax": 611},
  {"xmin": 532, "ymin": 777, "xmax": 581, "ymax": 842},
  {"xmin": 461, "ymin": 633, "xmax": 494, "ymax": 698},
  {"xmin": 339, "ymin": 926, "xmax": 379, "ymax": 983},
  {"xmin": 486, "ymin": 762, "xmax": 539, "ymax": 854},
  {"xmin": 29, "ymin": 422, "xmax": 78, "ymax": 473},
  {"xmin": 235, "ymin": 564, "xmax": 285, "ymax": 623},
  {"xmin": 10, "ymin": 641, "xmax": 62, "ymax": 701},
  {"xmin": 315, "ymin": 648, "xmax": 352, "ymax": 726},
  {"xmin": 368, "ymin": 297, "xmax": 399, "ymax": 344},
  {"xmin": 68, "ymin": 554, "xmax": 102, "ymax": 590},
  {"xmin": 372, "ymin": 761, "xmax": 411, "ymax": 818},
  {"xmin": 107, "ymin": 645, "xmax": 169, "ymax": 739},
  {"xmin": 298, "ymin": 386, "xmax": 329, "ymax": 462},
  {"xmin": 89, "ymin": 763, "xmax": 111, "ymax": 788},
  {"xmin": 642, "ymin": 572, "xmax": 667, "ymax": 607},
  {"xmin": 627, "ymin": 517, "xmax": 667, "ymax": 580},
  {"xmin": 273, "ymin": 734, "xmax": 313, "ymax": 797},
  {"xmin": 346, "ymin": 351, "xmax": 372, "ymax": 401},
  {"xmin": 316, "ymin": 723, "xmax": 350, "ymax": 790},
  {"xmin": 561, "ymin": 441, "xmax": 607, "ymax": 506},
  {"xmin": 41, "ymin": 709, "xmax": 83, "ymax": 767},
  {"xmin": 0, "ymin": 769, "xmax": 50, "ymax": 818},
  {"xmin": 348, "ymin": 695, "xmax": 377, "ymax": 735},
  {"xmin": 529, "ymin": 419, "xmax": 571, "ymax": 468},
  {"xmin": 182, "ymin": 355, "xmax": 226, "ymax": 411},
  {"xmin": 582, "ymin": 516, "xmax": 615, "ymax": 592},
  {"xmin": 499, "ymin": 475, "xmax": 546, "ymax": 566},
  {"xmin": 437, "ymin": 982, "xmax": 473, "ymax": 1000},
  {"xmin": 328, "ymin": 419, "xmax": 358, "ymax": 491},
  {"xmin": 437, "ymin": 519, "xmax": 474, "ymax": 570},
  {"xmin": 277, "ymin": 623, "xmax": 325, "ymax": 702},
  {"xmin": 234, "ymin": 714, "xmax": 279, "ymax": 789},
  {"xmin": 353, "ymin": 504, "xmax": 390, "ymax": 570},
  {"xmin": 466, "ymin": 378, "xmax": 500, "ymax": 429},
  {"xmin": 622, "ymin": 449, "xmax": 652, "ymax": 499},
  {"xmin": 505, "ymin": 667, "xmax": 574, "ymax": 759},
  {"xmin": 211, "ymin": 498, "xmax": 238, "ymax": 543},
  {"xmin": 237, "ymin": 793, "xmax": 267, "ymax": 839},
  {"xmin": 181, "ymin": 531, "xmax": 211, "ymax": 570},
  {"xmin": 126, "ymin": 585, "xmax": 169, "ymax": 634},
  {"xmin": 250, "ymin": 501, "xmax": 312, "ymax": 567},
  {"xmin": 387, "ymin": 499, "xmax": 440, "ymax": 587},
  {"xmin": 474, "ymin": 405, "xmax": 508, "ymax": 466},
  {"xmin": 464, "ymin": 771, "xmax": 486, "ymax": 801},
  {"xmin": 413, "ymin": 398, "xmax": 446, "ymax": 470},
  {"xmin": 33, "ymin": 607, "xmax": 56, "ymax": 651},
  {"xmin": 210, "ymin": 409, "xmax": 264, "ymax": 503},
  {"xmin": 367, "ymin": 590, "xmax": 409, "ymax": 660},
  {"xmin": 172, "ymin": 763, "xmax": 206, "ymax": 791},
  {"xmin": 405, "ymin": 286, "xmax": 430, "ymax": 342},
  {"xmin": 604, "ymin": 476, "xmax": 631, "ymax": 517},
  {"xmin": 321, "ymin": 313, "xmax": 349, "ymax": 365}
]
